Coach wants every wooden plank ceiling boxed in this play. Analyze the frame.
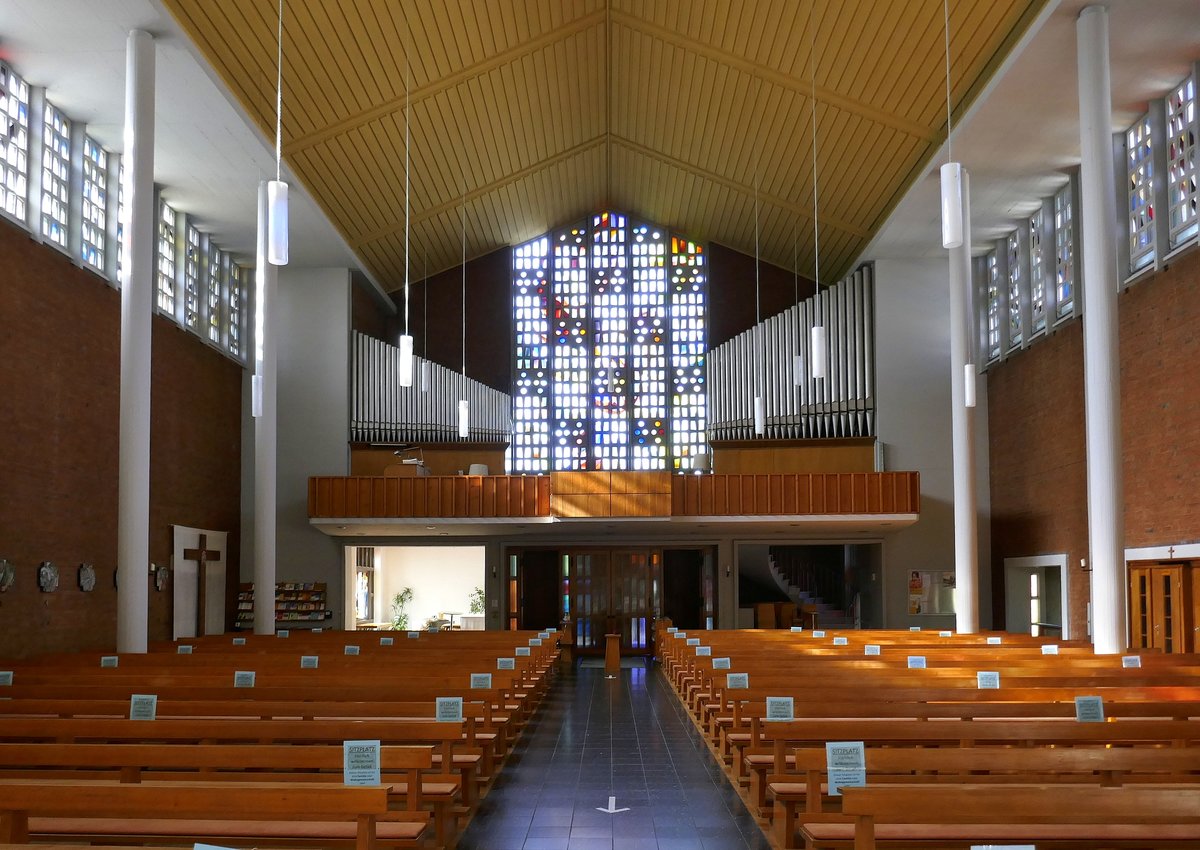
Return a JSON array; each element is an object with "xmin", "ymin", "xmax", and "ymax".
[{"xmin": 160, "ymin": 0, "xmax": 1048, "ymax": 292}]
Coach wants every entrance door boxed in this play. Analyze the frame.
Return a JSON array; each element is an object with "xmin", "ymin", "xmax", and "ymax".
[
  {"xmin": 1004, "ymin": 558, "xmax": 1066, "ymax": 638},
  {"xmin": 570, "ymin": 550, "xmax": 662, "ymax": 655},
  {"xmin": 1130, "ymin": 562, "xmax": 1191, "ymax": 653},
  {"xmin": 663, "ymin": 548, "xmax": 711, "ymax": 630},
  {"xmin": 512, "ymin": 549, "xmax": 560, "ymax": 631}
]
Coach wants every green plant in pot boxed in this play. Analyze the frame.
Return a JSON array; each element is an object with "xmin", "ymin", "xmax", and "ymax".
[
  {"xmin": 469, "ymin": 586, "xmax": 484, "ymax": 615},
  {"xmin": 390, "ymin": 587, "xmax": 414, "ymax": 630}
]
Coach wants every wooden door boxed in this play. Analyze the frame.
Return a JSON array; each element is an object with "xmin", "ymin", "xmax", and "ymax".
[
  {"xmin": 569, "ymin": 551, "xmax": 611, "ymax": 653},
  {"xmin": 1129, "ymin": 563, "xmax": 1189, "ymax": 653},
  {"xmin": 568, "ymin": 548, "xmax": 663, "ymax": 655}
]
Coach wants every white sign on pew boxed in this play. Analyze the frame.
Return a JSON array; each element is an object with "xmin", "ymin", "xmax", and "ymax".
[
  {"xmin": 435, "ymin": 697, "xmax": 463, "ymax": 722},
  {"xmin": 195, "ymin": 844, "xmax": 239, "ymax": 850},
  {"xmin": 825, "ymin": 741, "xmax": 866, "ymax": 795},
  {"xmin": 497, "ymin": 657, "xmax": 516, "ymax": 670},
  {"xmin": 129, "ymin": 694, "xmax": 157, "ymax": 720},
  {"xmin": 313, "ymin": 628, "xmax": 323, "ymax": 634},
  {"xmin": 343, "ymin": 739, "xmax": 381, "ymax": 785},
  {"xmin": 667, "ymin": 627, "xmax": 678, "ymax": 633},
  {"xmin": 939, "ymin": 630, "xmax": 953, "ymax": 637},
  {"xmin": 864, "ymin": 645, "xmax": 880, "ymax": 656},
  {"xmin": 177, "ymin": 645, "xmax": 193, "ymax": 655},
  {"xmin": 1040, "ymin": 644, "xmax": 1059, "ymax": 655},
  {"xmin": 970, "ymin": 846, "xmax": 1035, "ymax": 850},
  {"xmin": 547, "ymin": 628, "xmax": 557, "ymax": 633},
  {"xmin": 695, "ymin": 646, "xmax": 712, "ymax": 657},
  {"xmin": 300, "ymin": 655, "xmax": 319, "ymax": 669},
  {"xmin": 673, "ymin": 632, "xmax": 687, "ymax": 639},
  {"xmin": 232, "ymin": 637, "xmax": 246, "ymax": 646},
  {"xmin": 811, "ymin": 630, "xmax": 826, "ymax": 638},
  {"xmin": 765, "ymin": 696, "xmax": 794, "ymax": 722},
  {"xmin": 516, "ymin": 646, "xmax": 532, "ymax": 657},
  {"xmin": 276, "ymin": 630, "xmax": 290, "ymax": 638},
  {"xmin": 380, "ymin": 637, "xmax": 394, "ymax": 646},
  {"xmin": 100, "ymin": 655, "xmax": 119, "ymax": 668},
  {"xmin": 909, "ymin": 626, "xmax": 921, "ymax": 632},
  {"xmin": 687, "ymin": 638, "xmax": 700, "ymax": 646},
  {"xmin": 726, "ymin": 672, "xmax": 750, "ymax": 689},
  {"xmin": 1075, "ymin": 696, "xmax": 1105, "ymax": 723},
  {"xmin": 408, "ymin": 631, "xmax": 421, "ymax": 639},
  {"xmin": 538, "ymin": 631, "xmax": 550, "ymax": 639},
  {"xmin": 529, "ymin": 638, "xmax": 543, "ymax": 646},
  {"xmin": 712, "ymin": 657, "xmax": 731, "ymax": 670},
  {"xmin": 471, "ymin": 673, "xmax": 493, "ymax": 689},
  {"xmin": 907, "ymin": 656, "xmax": 926, "ymax": 669},
  {"xmin": 344, "ymin": 645, "xmax": 360, "ymax": 656},
  {"xmin": 832, "ymin": 636, "xmax": 849, "ymax": 646},
  {"xmin": 977, "ymin": 671, "xmax": 1001, "ymax": 689},
  {"xmin": 986, "ymin": 636, "xmax": 1003, "ymax": 645},
  {"xmin": 0, "ymin": 671, "xmax": 12, "ymax": 686},
  {"xmin": 1122, "ymin": 655, "xmax": 1142, "ymax": 668},
  {"xmin": 790, "ymin": 626, "xmax": 804, "ymax": 632},
  {"xmin": 233, "ymin": 670, "xmax": 256, "ymax": 688}
]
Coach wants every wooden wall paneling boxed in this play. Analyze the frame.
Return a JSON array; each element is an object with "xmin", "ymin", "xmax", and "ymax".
[{"xmin": 468, "ymin": 476, "xmax": 483, "ymax": 517}]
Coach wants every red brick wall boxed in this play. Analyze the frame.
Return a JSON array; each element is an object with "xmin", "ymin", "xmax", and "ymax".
[
  {"xmin": 0, "ymin": 218, "xmax": 242, "ymax": 660},
  {"xmin": 988, "ymin": 246, "xmax": 1200, "ymax": 635}
]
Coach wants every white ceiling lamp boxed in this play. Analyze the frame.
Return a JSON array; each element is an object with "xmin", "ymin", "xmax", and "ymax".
[
  {"xmin": 266, "ymin": 0, "xmax": 288, "ymax": 265},
  {"xmin": 398, "ymin": 44, "xmax": 414, "ymax": 387},
  {"xmin": 752, "ymin": 78, "xmax": 765, "ymax": 437},
  {"xmin": 808, "ymin": 10, "xmax": 827, "ymax": 382},
  {"xmin": 458, "ymin": 167, "xmax": 469, "ymax": 440},
  {"xmin": 940, "ymin": 0, "xmax": 964, "ymax": 249},
  {"xmin": 420, "ymin": 249, "xmax": 431, "ymax": 392},
  {"xmin": 964, "ymin": 363, "xmax": 976, "ymax": 408}
]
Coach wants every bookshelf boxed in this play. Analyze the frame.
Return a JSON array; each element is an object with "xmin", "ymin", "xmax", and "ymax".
[{"xmin": 235, "ymin": 582, "xmax": 332, "ymax": 629}]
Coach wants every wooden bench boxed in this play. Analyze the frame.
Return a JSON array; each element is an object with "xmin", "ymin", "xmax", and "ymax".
[
  {"xmin": 805, "ymin": 783, "xmax": 1200, "ymax": 849},
  {"xmin": 0, "ymin": 778, "xmax": 428, "ymax": 850}
]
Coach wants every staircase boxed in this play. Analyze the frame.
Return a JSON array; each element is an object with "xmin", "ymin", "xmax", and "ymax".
[{"xmin": 767, "ymin": 551, "xmax": 856, "ymax": 630}]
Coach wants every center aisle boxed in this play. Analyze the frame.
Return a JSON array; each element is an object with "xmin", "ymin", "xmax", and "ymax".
[{"xmin": 458, "ymin": 661, "xmax": 771, "ymax": 850}]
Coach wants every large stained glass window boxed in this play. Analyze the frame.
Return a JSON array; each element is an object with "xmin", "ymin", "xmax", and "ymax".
[
  {"xmin": 1006, "ymin": 230, "xmax": 1022, "ymax": 350},
  {"xmin": 985, "ymin": 251, "xmax": 1001, "ymax": 361},
  {"xmin": 1166, "ymin": 73, "xmax": 1197, "ymax": 247},
  {"xmin": 81, "ymin": 136, "xmax": 107, "ymax": 272},
  {"xmin": 1127, "ymin": 112, "xmax": 1155, "ymax": 272},
  {"xmin": 156, "ymin": 197, "xmax": 177, "ymax": 316},
  {"xmin": 40, "ymin": 102, "xmax": 70, "ymax": 249},
  {"xmin": 0, "ymin": 63, "xmax": 30, "ymax": 223},
  {"xmin": 1028, "ymin": 209, "xmax": 1046, "ymax": 334},
  {"xmin": 207, "ymin": 241, "xmax": 225, "ymax": 345},
  {"xmin": 512, "ymin": 212, "xmax": 707, "ymax": 473},
  {"xmin": 1054, "ymin": 183, "xmax": 1074, "ymax": 319},
  {"xmin": 184, "ymin": 223, "xmax": 201, "ymax": 330}
]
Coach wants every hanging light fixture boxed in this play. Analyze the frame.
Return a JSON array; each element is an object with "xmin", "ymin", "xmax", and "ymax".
[
  {"xmin": 398, "ymin": 45, "xmax": 414, "ymax": 386},
  {"xmin": 940, "ymin": 0, "xmax": 964, "ymax": 249},
  {"xmin": 420, "ymin": 249, "xmax": 431, "ymax": 392},
  {"xmin": 964, "ymin": 363, "xmax": 976, "ymax": 408},
  {"xmin": 809, "ymin": 9, "xmax": 827, "ymax": 381},
  {"xmin": 458, "ymin": 172, "xmax": 469, "ymax": 439},
  {"xmin": 267, "ymin": 0, "xmax": 288, "ymax": 265},
  {"xmin": 752, "ymin": 78, "xmax": 765, "ymax": 437}
]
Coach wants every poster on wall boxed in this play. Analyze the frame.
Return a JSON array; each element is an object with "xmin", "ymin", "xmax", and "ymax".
[{"xmin": 908, "ymin": 570, "xmax": 956, "ymax": 615}]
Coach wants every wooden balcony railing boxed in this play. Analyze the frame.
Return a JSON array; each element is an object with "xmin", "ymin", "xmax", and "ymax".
[{"xmin": 309, "ymin": 471, "xmax": 919, "ymax": 521}]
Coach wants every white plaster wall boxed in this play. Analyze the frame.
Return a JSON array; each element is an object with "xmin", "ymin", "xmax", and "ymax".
[
  {"xmin": 872, "ymin": 257, "xmax": 992, "ymax": 629},
  {"xmin": 376, "ymin": 546, "xmax": 486, "ymax": 630}
]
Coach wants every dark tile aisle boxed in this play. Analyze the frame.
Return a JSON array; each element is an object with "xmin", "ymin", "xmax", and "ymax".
[{"xmin": 457, "ymin": 661, "xmax": 771, "ymax": 850}]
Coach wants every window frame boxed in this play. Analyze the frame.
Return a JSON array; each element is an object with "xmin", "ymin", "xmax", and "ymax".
[{"xmin": 0, "ymin": 62, "xmax": 31, "ymax": 229}]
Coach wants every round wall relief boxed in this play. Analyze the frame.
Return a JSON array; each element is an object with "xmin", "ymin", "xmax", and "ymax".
[
  {"xmin": 78, "ymin": 563, "xmax": 97, "ymax": 592},
  {"xmin": 0, "ymin": 559, "xmax": 14, "ymax": 592},
  {"xmin": 38, "ymin": 561, "xmax": 59, "ymax": 593}
]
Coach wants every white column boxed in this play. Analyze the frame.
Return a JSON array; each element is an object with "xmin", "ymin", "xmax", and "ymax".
[
  {"xmin": 949, "ymin": 171, "xmax": 979, "ymax": 633},
  {"xmin": 1077, "ymin": 5, "xmax": 1126, "ymax": 654},
  {"xmin": 253, "ymin": 181, "xmax": 279, "ymax": 634},
  {"xmin": 116, "ymin": 30, "xmax": 155, "ymax": 654}
]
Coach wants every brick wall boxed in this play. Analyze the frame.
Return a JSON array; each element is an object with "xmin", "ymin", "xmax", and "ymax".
[
  {"xmin": 0, "ymin": 218, "xmax": 242, "ymax": 659},
  {"xmin": 988, "ymin": 246, "xmax": 1200, "ymax": 635}
]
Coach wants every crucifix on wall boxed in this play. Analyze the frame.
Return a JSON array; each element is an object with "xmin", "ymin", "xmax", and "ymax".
[
  {"xmin": 172, "ymin": 526, "xmax": 229, "ymax": 639},
  {"xmin": 183, "ymin": 534, "xmax": 222, "ymax": 632}
]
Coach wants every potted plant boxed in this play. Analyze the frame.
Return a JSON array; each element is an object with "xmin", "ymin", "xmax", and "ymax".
[
  {"xmin": 469, "ymin": 586, "xmax": 484, "ymax": 615},
  {"xmin": 390, "ymin": 587, "xmax": 414, "ymax": 630}
]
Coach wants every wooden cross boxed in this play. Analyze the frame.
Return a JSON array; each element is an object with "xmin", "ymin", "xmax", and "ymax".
[
  {"xmin": 183, "ymin": 534, "xmax": 222, "ymax": 633},
  {"xmin": 1168, "ymin": 546, "xmax": 1175, "ymax": 558}
]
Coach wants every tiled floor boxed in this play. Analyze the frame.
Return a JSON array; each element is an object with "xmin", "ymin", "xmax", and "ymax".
[{"xmin": 457, "ymin": 660, "xmax": 772, "ymax": 850}]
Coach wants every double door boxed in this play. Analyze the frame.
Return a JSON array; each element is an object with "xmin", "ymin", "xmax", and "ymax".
[{"xmin": 1129, "ymin": 561, "xmax": 1198, "ymax": 653}]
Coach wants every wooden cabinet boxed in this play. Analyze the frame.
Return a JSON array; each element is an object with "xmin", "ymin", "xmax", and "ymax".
[{"xmin": 235, "ymin": 582, "xmax": 331, "ymax": 630}]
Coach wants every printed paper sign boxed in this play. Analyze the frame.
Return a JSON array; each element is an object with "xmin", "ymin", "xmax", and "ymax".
[
  {"xmin": 687, "ymin": 638, "xmax": 700, "ymax": 646},
  {"xmin": 695, "ymin": 646, "xmax": 712, "ymax": 657},
  {"xmin": 177, "ymin": 645, "xmax": 193, "ymax": 655},
  {"xmin": 344, "ymin": 645, "xmax": 360, "ymax": 656},
  {"xmin": 0, "ymin": 671, "xmax": 13, "ymax": 686},
  {"xmin": 864, "ymin": 645, "xmax": 881, "ymax": 656},
  {"xmin": 1075, "ymin": 695, "xmax": 1105, "ymax": 722},
  {"xmin": 673, "ymin": 632, "xmax": 687, "ymax": 639},
  {"xmin": 232, "ymin": 637, "xmax": 247, "ymax": 646},
  {"xmin": 100, "ymin": 656, "xmax": 119, "ymax": 668},
  {"xmin": 765, "ymin": 696, "xmax": 794, "ymax": 722},
  {"xmin": 408, "ymin": 631, "xmax": 421, "ymax": 639},
  {"xmin": 547, "ymin": 628, "xmax": 557, "ymax": 633},
  {"xmin": 497, "ymin": 657, "xmax": 516, "ymax": 670},
  {"xmin": 726, "ymin": 672, "xmax": 749, "ymax": 689},
  {"xmin": 977, "ymin": 671, "xmax": 1001, "ymax": 689},
  {"xmin": 970, "ymin": 846, "xmax": 1035, "ymax": 850},
  {"xmin": 939, "ymin": 630, "xmax": 953, "ymax": 638},
  {"xmin": 832, "ymin": 636, "xmax": 849, "ymax": 646},
  {"xmin": 667, "ymin": 627, "xmax": 678, "ymax": 633},
  {"xmin": 1122, "ymin": 655, "xmax": 1142, "ymax": 668},
  {"xmin": 986, "ymin": 636, "xmax": 1003, "ymax": 645},
  {"xmin": 129, "ymin": 694, "xmax": 157, "ymax": 720},
  {"xmin": 538, "ymin": 631, "xmax": 550, "ymax": 639},
  {"xmin": 435, "ymin": 696, "xmax": 463, "ymax": 722},
  {"xmin": 300, "ymin": 655, "xmax": 319, "ymax": 669},
  {"xmin": 233, "ymin": 670, "xmax": 256, "ymax": 688},
  {"xmin": 909, "ymin": 626, "xmax": 921, "ymax": 632},
  {"xmin": 825, "ymin": 741, "xmax": 866, "ymax": 795},
  {"xmin": 529, "ymin": 638, "xmax": 543, "ymax": 646},
  {"xmin": 516, "ymin": 647, "xmax": 531, "ymax": 656},
  {"xmin": 312, "ymin": 628, "xmax": 323, "ymax": 634},
  {"xmin": 195, "ymin": 844, "xmax": 240, "ymax": 850},
  {"xmin": 907, "ymin": 656, "xmax": 926, "ymax": 669},
  {"xmin": 790, "ymin": 626, "xmax": 804, "ymax": 632},
  {"xmin": 712, "ymin": 657, "xmax": 731, "ymax": 670},
  {"xmin": 811, "ymin": 630, "xmax": 826, "ymax": 638},
  {"xmin": 470, "ymin": 673, "xmax": 493, "ymax": 689},
  {"xmin": 1041, "ymin": 644, "xmax": 1060, "ymax": 655},
  {"xmin": 343, "ymin": 739, "xmax": 381, "ymax": 785},
  {"xmin": 380, "ymin": 637, "xmax": 394, "ymax": 646},
  {"xmin": 276, "ymin": 630, "xmax": 289, "ymax": 638}
]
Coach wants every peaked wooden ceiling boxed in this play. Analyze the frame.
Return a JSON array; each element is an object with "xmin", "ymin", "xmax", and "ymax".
[{"xmin": 160, "ymin": 0, "xmax": 1048, "ymax": 292}]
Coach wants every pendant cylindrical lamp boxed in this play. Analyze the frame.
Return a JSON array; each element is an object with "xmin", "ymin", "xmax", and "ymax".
[
  {"xmin": 753, "ymin": 395, "xmax": 765, "ymax": 436},
  {"xmin": 811, "ymin": 325, "xmax": 828, "ymax": 379},
  {"xmin": 940, "ymin": 162, "xmax": 964, "ymax": 249},
  {"xmin": 458, "ymin": 398, "xmax": 470, "ymax": 438},
  {"xmin": 398, "ymin": 334, "xmax": 414, "ymax": 386},
  {"xmin": 964, "ymin": 363, "xmax": 976, "ymax": 408},
  {"xmin": 267, "ymin": 179, "xmax": 288, "ymax": 265}
]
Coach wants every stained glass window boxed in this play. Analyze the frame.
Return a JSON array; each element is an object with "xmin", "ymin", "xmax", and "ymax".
[
  {"xmin": 1128, "ymin": 113, "xmax": 1155, "ymax": 272},
  {"xmin": 207, "ymin": 242, "xmax": 224, "ymax": 345},
  {"xmin": 986, "ymin": 252, "xmax": 1001, "ymax": 360},
  {"xmin": 512, "ymin": 212, "xmax": 707, "ymax": 472},
  {"xmin": 1028, "ymin": 209, "xmax": 1046, "ymax": 334},
  {"xmin": 81, "ymin": 137, "xmax": 107, "ymax": 271},
  {"xmin": 183, "ymin": 223, "xmax": 201, "ymax": 330},
  {"xmin": 0, "ymin": 63, "xmax": 30, "ymax": 223},
  {"xmin": 1054, "ymin": 183, "xmax": 1074, "ymax": 318},
  {"xmin": 40, "ymin": 103, "xmax": 70, "ymax": 248},
  {"xmin": 1166, "ymin": 74, "xmax": 1197, "ymax": 247},
  {"xmin": 156, "ymin": 198, "xmax": 177, "ymax": 316},
  {"xmin": 227, "ymin": 262, "xmax": 243, "ymax": 358},
  {"xmin": 1006, "ymin": 231, "xmax": 1022, "ymax": 350}
]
